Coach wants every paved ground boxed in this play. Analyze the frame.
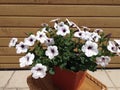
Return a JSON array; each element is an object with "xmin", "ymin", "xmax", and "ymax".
[{"xmin": 0, "ymin": 69, "xmax": 120, "ymax": 90}]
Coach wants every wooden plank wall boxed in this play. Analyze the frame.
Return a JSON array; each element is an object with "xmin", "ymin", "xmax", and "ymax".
[{"xmin": 0, "ymin": 0, "xmax": 120, "ymax": 69}]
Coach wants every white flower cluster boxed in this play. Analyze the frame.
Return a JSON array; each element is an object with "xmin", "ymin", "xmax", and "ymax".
[
  {"xmin": 9, "ymin": 18, "xmax": 120, "ymax": 79},
  {"xmin": 107, "ymin": 40, "xmax": 120, "ymax": 56},
  {"xmin": 63, "ymin": 19, "xmax": 119, "ymax": 67}
]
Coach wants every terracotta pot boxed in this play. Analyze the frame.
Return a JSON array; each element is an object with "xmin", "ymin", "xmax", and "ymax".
[{"xmin": 52, "ymin": 67, "xmax": 86, "ymax": 90}]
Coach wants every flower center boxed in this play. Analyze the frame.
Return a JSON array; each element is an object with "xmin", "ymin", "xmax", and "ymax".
[
  {"xmin": 79, "ymin": 33, "xmax": 82, "ymax": 36},
  {"xmin": 118, "ymin": 47, "xmax": 120, "ymax": 50},
  {"xmin": 47, "ymin": 39, "xmax": 50, "ymax": 42},
  {"xmin": 39, "ymin": 35, "xmax": 43, "ymax": 38},
  {"xmin": 26, "ymin": 56, "xmax": 29, "ymax": 61},
  {"xmin": 37, "ymin": 68, "xmax": 42, "ymax": 71},
  {"xmin": 21, "ymin": 44, "xmax": 25, "ymax": 49},
  {"xmin": 94, "ymin": 36, "xmax": 97, "ymax": 39},
  {"xmin": 51, "ymin": 49, "xmax": 55, "ymax": 54},
  {"xmin": 96, "ymin": 30, "xmax": 100, "ymax": 33},
  {"xmin": 102, "ymin": 57, "xmax": 105, "ymax": 61},
  {"xmin": 111, "ymin": 47, "xmax": 116, "ymax": 51},
  {"xmin": 88, "ymin": 46, "xmax": 93, "ymax": 50},
  {"xmin": 62, "ymin": 29, "xmax": 66, "ymax": 33},
  {"xmin": 30, "ymin": 38, "xmax": 33, "ymax": 42}
]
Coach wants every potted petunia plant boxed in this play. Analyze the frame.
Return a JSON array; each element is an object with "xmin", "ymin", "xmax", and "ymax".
[{"xmin": 9, "ymin": 18, "xmax": 120, "ymax": 90}]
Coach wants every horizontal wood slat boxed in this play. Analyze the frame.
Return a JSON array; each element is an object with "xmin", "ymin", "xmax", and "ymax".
[
  {"xmin": 0, "ymin": 28, "xmax": 36, "ymax": 38},
  {"xmin": 0, "ymin": 5, "xmax": 120, "ymax": 16},
  {"xmin": 103, "ymin": 64, "xmax": 120, "ymax": 68},
  {"xmin": 0, "ymin": 64, "xmax": 29, "ymax": 69},
  {"xmin": 0, "ymin": 38, "xmax": 23, "ymax": 47},
  {"xmin": 0, "ymin": 0, "xmax": 120, "ymax": 5},
  {"xmin": 0, "ymin": 56, "xmax": 20, "ymax": 63},
  {"xmin": 0, "ymin": 64, "xmax": 19, "ymax": 69},
  {"xmin": 0, "ymin": 47, "xmax": 23, "ymax": 56},
  {"xmin": 0, "ymin": 17, "xmax": 120, "ymax": 28},
  {"xmin": 0, "ymin": 56, "xmax": 119, "ymax": 64},
  {"xmin": 0, "ymin": 28, "xmax": 120, "ymax": 38}
]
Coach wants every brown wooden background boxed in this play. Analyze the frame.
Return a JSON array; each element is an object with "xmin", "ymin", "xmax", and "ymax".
[{"xmin": 0, "ymin": 0, "xmax": 120, "ymax": 69}]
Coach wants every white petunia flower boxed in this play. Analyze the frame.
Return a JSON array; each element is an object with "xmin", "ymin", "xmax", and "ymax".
[
  {"xmin": 41, "ymin": 27, "xmax": 48, "ymax": 33},
  {"xmin": 114, "ymin": 39, "xmax": 120, "ymax": 46},
  {"xmin": 36, "ymin": 31, "xmax": 48, "ymax": 43},
  {"xmin": 31, "ymin": 64, "xmax": 47, "ymax": 79},
  {"xmin": 24, "ymin": 35, "xmax": 36, "ymax": 46},
  {"xmin": 45, "ymin": 38, "xmax": 54, "ymax": 46},
  {"xmin": 9, "ymin": 38, "xmax": 18, "ymax": 47},
  {"xmin": 45, "ymin": 46, "xmax": 59, "ymax": 59},
  {"xmin": 74, "ymin": 30, "xmax": 85, "ymax": 39},
  {"xmin": 116, "ymin": 49, "xmax": 120, "ymax": 56},
  {"xmin": 107, "ymin": 41, "xmax": 117, "ymax": 53},
  {"xmin": 96, "ymin": 56, "xmax": 111, "ymax": 67},
  {"xmin": 56, "ymin": 22, "xmax": 70, "ymax": 36},
  {"xmin": 114, "ymin": 39, "xmax": 120, "ymax": 55},
  {"xmin": 91, "ymin": 32, "xmax": 101, "ymax": 42},
  {"xmin": 54, "ymin": 22, "xmax": 64, "ymax": 30},
  {"xmin": 82, "ymin": 31, "xmax": 92, "ymax": 41},
  {"xmin": 19, "ymin": 53, "xmax": 35, "ymax": 67},
  {"xmin": 16, "ymin": 42, "xmax": 28, "ymax": 54},
  {"xmin": 66, "ymin": 18, "xmax": 76, "ymax": 27},
  {"xmin": 82, "ymin": 41, "xmax": 98, "ymax": 57},
  {"xmin": 56, "ymin": 26, "xmax": 70, "ymax": 36},
  {"xmin": 54, "ymin": 23, "xmax": 58, "ymax": 30},
  {"xmin": 57, "ymin": 22, "xmax": 65, "ymax": 27},
  {"xmin": 41, "ymin": 23, "xmax": 48, "ymax": 27},
  {"xmin": 94, "ymin": 29, "xmax": 103, "ymax": 33},
  {"xmin": 82, "ymin": 26, "xmax": 90, "ymax": 31}
]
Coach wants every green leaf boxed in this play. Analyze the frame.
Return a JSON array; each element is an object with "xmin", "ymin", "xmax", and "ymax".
[
  {"xmin": 49, "ymin": 68, "xmax": 55, "ymax": 75},
  {"xmin": 60, "ymin": 63, "xmax": 67, "ymax": 68}
]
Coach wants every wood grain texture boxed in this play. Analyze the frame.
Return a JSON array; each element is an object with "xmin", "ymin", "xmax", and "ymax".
[
  {"xmin": 0, "ymin": 47, "xmax": 23, "ymax": 56},
  {"xmin": 0, "ymin": 0, "xmax": 120, "ymax": 68},
  {"xmin": 0, "ymin": 63, "xmax": 29, "ymax": 69},
  {"xmin": 0, "ymin": 0, "xmax": 120, "ymax": 5},
  {"xmin": 104, "ymin": 64, "xmax": 120, "ymax": 68},
  {"xmin": 0, "ymin": 17, "xmax": 120, "ymax": 28},
  {"xmin": 0, "ymin": 56, "xmax": 20, "ymax": 63},
  {"xmin": 0, "ymin": 5, "xmax": 120, "ymax": 16},
  {"xmin": 0, "ymin": 38, "xmax": 23, "ymax": 46},
  {"xmin": 0, "ymin": 63, "xmax": 19, "ymax": 69},
  {"xmin": 0, "ymin": 28, "xmax": 37, "ymax": 38}
]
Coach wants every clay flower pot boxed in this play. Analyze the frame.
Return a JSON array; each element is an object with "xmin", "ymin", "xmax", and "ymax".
[{"xmin": 52, "ymin": 67, "xmax": 86, "ymax": 90}]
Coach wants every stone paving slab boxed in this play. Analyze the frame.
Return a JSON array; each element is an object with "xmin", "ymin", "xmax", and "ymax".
[
  {"xmin": 87, "ymin": 70, "xmax": 114, "ymax": 88},
  {"xmin": 0, "ymin": 88, "xmax": 3, "ymax": 90},
  {"xmin": 108, "ymin": 88, "xmax": 116, "ymax": 90},
  {"xmin": 0, "ymin": 70, "xmax": 119, "ymax": 90},
  {"xmin": 17, "ymin": 88, "xmax": 29, "ymax": 90},
  {"xmin": 0, "ymin": 88, "xmax": 17, "ymax": 90},
  {"xmin": 6, "ymin": 71, "xmax": 31, "ymax": 88},
  {"xmin": 0, "ymin": 71, "xmax": 14, "ymax": 88},
  {"xmin": 106, "ymin": 70, "xmax": 120, "ymax": 88}
]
